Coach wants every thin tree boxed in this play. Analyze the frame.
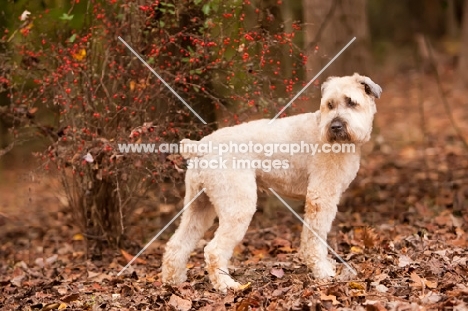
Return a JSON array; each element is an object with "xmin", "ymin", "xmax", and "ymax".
[
  {"xmin": 303, "ymin": 0, "xmax": 371, "ymax": 108},
  {"xmin": 458, "ymin": 0, "xmax": 468, "ymax": 88}
]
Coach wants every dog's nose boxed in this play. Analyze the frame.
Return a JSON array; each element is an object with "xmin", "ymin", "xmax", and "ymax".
[{"xmin": 330, "ymin": 120, "xmax": 344, "ymax": 132}]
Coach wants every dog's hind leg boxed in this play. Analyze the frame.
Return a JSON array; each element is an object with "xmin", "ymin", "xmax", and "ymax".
[
  {"xmin": 203, "ymin": 171, "xmax": 257, "ymax": 292},
  {"xmin": 162, "ymin": 177, "xmax": 216, "ymax": 285}
]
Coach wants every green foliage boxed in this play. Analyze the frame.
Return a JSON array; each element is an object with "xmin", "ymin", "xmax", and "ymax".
[{"xmin": 0, "ymin": 0, "xmax": 306, "ymax": 248}]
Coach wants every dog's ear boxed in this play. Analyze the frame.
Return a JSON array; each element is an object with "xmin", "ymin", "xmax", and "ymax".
[{"xmin": 353, "ymin": 73, "xmax": 382, "ymax": 99}]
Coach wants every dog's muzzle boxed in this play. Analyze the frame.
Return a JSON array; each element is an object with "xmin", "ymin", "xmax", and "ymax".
[
  {"xmin": 327, "ymin": 118, "xmax": 351, "ymax": 142},
  {"xmin": 331, "ymin": 119, "xmax": 344, "ymax": 132}
]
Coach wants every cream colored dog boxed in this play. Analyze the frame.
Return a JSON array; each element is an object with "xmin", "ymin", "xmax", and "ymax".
[{"xmin": 162, "ymin": 73, "xmax": 382, "ymax": 292}]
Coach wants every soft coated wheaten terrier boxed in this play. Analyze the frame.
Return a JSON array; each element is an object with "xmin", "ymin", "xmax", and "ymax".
[{"xmin": 162, "ymin": 73, "xmax": 382, "ymax": 292}]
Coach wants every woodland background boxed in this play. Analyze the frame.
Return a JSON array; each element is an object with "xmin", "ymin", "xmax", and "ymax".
[{"xmin": 0, "ymin": 0, "xmax": 467, "ymax": 310}]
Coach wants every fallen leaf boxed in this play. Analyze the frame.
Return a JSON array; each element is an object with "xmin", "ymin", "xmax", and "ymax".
[
  {"xmin": 398, "ymin": 255, "xmax": 413, "ymax": 267},
  {"xmin": 421, "ymin": 291, "xmax": 442, "ymax": 304},
  {"xmin": 46, "ymin": 254, "xmax": 58, "ymax": 265},
  {"xmin": 270, "ymin": 267, "xmax": 284, "ymax": 279},
  {"xmin": 237, "ymin": 297, "xmax": 256, "ymax": 311},
  {"xmin": 42, "ymin": 303, "xmax": 61, "ymax": 311},
  {"xmin": 271, "ymin": 237, "xmax": 291, "ymax": 248},
  {"xmin": 349, "ymin": 281, "xmax": 366, "ymax": 291},
  {"xmin": 277, "ymin": 246, "xmax": 295, "ymax": 253},
  {"xmin": 168, "ymin": 294, "xmax": 192, "ymax": 311},
  {"xmin": 120, "ymin": 249, "xmax": 147, "ymax": 264},
  {"xmin": 320, "ymin": 293, "xmax": 339, "ymax": 305},
  {"xmin": 10, "ymin": 274, "xmax": 25, "ymax": 287},
  {"xmin": 60, "ymin": 293, "xmax": 79, "ymax": 303},
  {"xmin": 87, "ymin": 271, "xmax": 111, "ymax": 282},
  {"xmin": 251, "ymin": 248, "xmax": 269, "ymax": 259},
  {"xmin": 410, "ymin": 272, "xmax": 425, "ymax": 292},
  {"xmin": 362, "ymin": 227, "xmax": 378, "ymax": 248},
  {"xmin": 364, "ymin": 300, "xmax": 387, "ymax": 311},
  {"xmin": 350, "ymin": 246, "xmax": 363, "ymax": 254},
  {"xmin": 238, "ymin": 282, "xmax": 252, "ymax": 291},
  {"xmin": 375, "ymin": 284, "xmax": 389, "ymax": 293},
  {"xmin": 424, "ymin": 279, "xmax": 438, "ymax": 289}
]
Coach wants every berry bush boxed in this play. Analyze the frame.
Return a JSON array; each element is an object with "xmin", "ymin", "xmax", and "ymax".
[{"xmin": 0, "ymin": 0, "xmax": 307, "ymax": 248}]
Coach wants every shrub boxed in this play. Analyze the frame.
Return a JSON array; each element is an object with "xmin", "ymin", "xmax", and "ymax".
[{"xmin": 0, "ymin": 0, "xmax": 306, "ymax": 249}]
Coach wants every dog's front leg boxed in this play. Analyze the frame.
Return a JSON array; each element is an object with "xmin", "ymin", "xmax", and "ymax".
[{"xmin": 299, "ymin": 188, "xmax": 340, "ymax": 279}]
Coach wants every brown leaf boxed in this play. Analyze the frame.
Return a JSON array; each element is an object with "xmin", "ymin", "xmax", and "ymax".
[
  {"xmin": 168, "ymin": 294, "xmax": 192, "ymax": 311},
  {"xmin": 271, "ymin": 237, "xmax": 291, "ymax": 248},
  {"xmin": 277, "ymin": 246, "xmax": 295, "ymax": 253},
  {"xmin": 87, "ymin": 271, "xmax": 111, "ymax": 283},
  {"xmin": 236, "ymin": 298, "xmax": 250, "ymax": 311},
  {"xmin": 266, "ymin": 301, "xmax": 278, "ymax": 311},
  {"xmin": 270, "ymin": 267, "xmax": 284, "ymax": 279},
  {"xmin": 398, "ymin": 255, "xmax": 413, "ymax": 267},
  {"xmin": 120, "ymin": 249, "xmax": 147, "ymax": 264},
  {"xmin": 349, "ymin": 281, "xmax": 366, "ymax": 291},
  {"xmin": 120, "ymin": 284, "xmax": 134, "ymax": 297},
  {"xmin": 350, "ymin": 246, "xmax": 363, "ymax": 254},
  {"xmin": 236, "ymin": 296, "xmax": 259, "ymax": 311},
  {"xmin": 410, "ymin": 272, "xmax": 425, "ymax": 291},
  {"xmin": 200, "ymin": 303, "xmax": 226, "ymax": 311},
  {"xmin": 42, "ymin": 303, "xmax": 61, "ymax": 311},
  {"xmin": 251, "ymin": 247, "xmax": 269, "ymax": 258},
  {"xmin": 375, "ymin": 284, "xmax": 389, "ymax": 293},
  {"xmin": 72, "ymin": 233, "xmax": 84, "ymax": 241},
  {"xmin": 320, "ymin": 292, "xmax": 339, "ymax": 305},
  {"xmin": 362, "ymin": 227, "xmax": 378, "ymax": 248},
  {"xmin": 424, "ymin": 279, "xmax": 438, "ymax": 289},
  {"xmin": 60, "ymin": 293, "xmax": 79, "ymax": 303},
  {"xmin": 365, "ymin": 301, "xmax": 387, "ymax": 311},
  {"xmin": 10, "ymin": 274, "xmax": 25, "ymax": 287}
]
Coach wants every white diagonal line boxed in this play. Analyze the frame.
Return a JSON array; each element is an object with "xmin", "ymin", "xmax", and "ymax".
[
  {"xmin": 118, "ymin": 36, "xmax": 207, "ymax": 124},
  {"xmin": 269, "ymin": 188, "xmax": 357, "ymax": 275},
  {"xmin": 269, "ymin": 37, "xmax": 356, "ymax": 124},
  {"xmin": 117, "ymin": 188, "xmax": 206, "ymax": 276}
]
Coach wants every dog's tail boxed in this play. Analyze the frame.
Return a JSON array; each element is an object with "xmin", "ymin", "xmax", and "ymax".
[{"xmin": 179, "ymin": 138, "xmax": 207, "ymax": 159}]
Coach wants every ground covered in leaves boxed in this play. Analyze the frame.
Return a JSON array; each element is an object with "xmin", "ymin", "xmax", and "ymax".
[{"xmin": 1, "ymin": 71, "xmax": 468, "ymax": 310}]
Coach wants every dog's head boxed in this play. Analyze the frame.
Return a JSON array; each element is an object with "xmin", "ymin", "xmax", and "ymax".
[{"xmin": 319, "ymin": 73, "xmax": 381, "ymax": 144}]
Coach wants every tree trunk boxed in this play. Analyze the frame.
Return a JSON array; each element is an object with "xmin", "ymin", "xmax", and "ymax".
[
  {"xmin": 303, "ymin": 0, "xmax": 371, "ymax": 108},
  {"xmin": 457, "ymin": 0, "xmax": 468, "ymax": 88}
]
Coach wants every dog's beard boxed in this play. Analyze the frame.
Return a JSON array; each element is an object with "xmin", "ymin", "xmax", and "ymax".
[
  {"xmin": 321, "ymin": 118, "xmax": 372, "ymax": 144},
  {"xmin": 322, "ymin": 118, "xmax": 352, "ymax": 143},
  {"xmin": 326, "ymin": 124, "xmax": 352, "ymax": 143}
]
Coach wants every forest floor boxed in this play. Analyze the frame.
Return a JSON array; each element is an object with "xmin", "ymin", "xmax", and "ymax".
[{"xmin": 1, "ymin": 67, "xmax": 468, "ymax": 310}]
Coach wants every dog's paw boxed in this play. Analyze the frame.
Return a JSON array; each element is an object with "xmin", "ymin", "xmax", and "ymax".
[
  {"xmin": 161, "ymin": 266, "xmax": 187, "ymax": 285},
  {"xmin": 311, "ymin": 259, "xmax": 336, "ymax": 279},
  {"xmin": 211, "ymin": 275, "xmax": 243, "ymax": 293}
]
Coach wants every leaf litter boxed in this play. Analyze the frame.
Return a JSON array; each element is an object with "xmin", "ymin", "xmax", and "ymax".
[{"xmin": 1, "ymin": 73, "xmax": 468, "ymax": 309}]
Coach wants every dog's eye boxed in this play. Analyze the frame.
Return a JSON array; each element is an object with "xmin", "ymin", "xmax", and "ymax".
[
  {"xmin": 327, "ymin": 102, "xmax": 333, "ymax": 109},
  {"xmin": 346, "ymin": 97, "xmax": 358, "ymax": 108}
]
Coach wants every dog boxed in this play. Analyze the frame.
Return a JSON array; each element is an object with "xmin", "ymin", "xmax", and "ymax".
[{"xmin": 161, "ymin": 73, "xmax": 382, "ymax": 292}]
